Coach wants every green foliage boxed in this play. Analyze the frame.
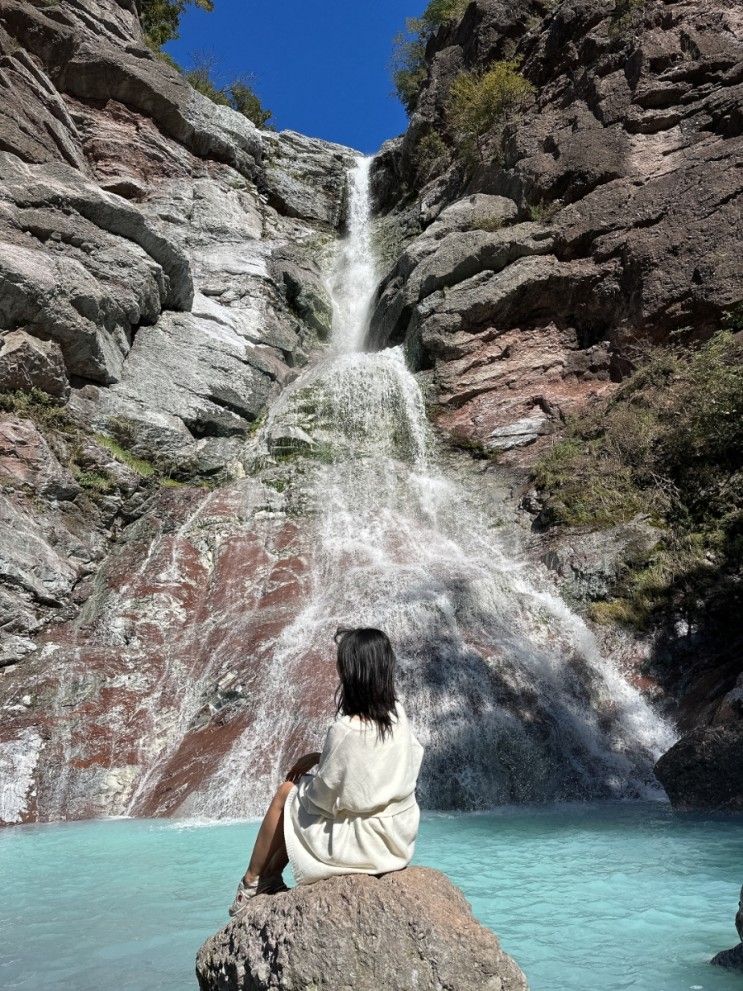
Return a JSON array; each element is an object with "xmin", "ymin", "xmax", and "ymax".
[
  {"xmin": 446, "ymin": 60, "xmax": 534, "ymax": 163},
  {"xmin": 391, "ymin": 1, "xmax": 469, "ymax": 114},
  {"xmin": 392, "ymin": 19, "xmax": 428, "ymax": 114},
  {"xmin": 0, "ymin": 389, "xmax": 70, "ymax": 429},
  {"xmin": 75, "ymin": 469, "xmax": 115, "ymax": 494},
  {"xmin": 228, "ymin": 81, "xmax": 273, "ymax": 129},
  {"xmin": 526, "ymin": 199, "xmax": 560, "ymax": 224},
  {"xmin": 722, "ymin": 303, "xmax": 743, "ymax": 333},
  {"xmin": 139, "ymin": 0, "xmax": 213, "ymax": 50},
  {"xmin": 413, "ymin": 131, "xmax": 449, "ymax": 184},
  {"xmin": 609, "ymin": 0, "xmax": 644, "ymax": 35},
  {"xmin": 95, "ymin": 433, "xmax": 156, "ymax": 478},
  {"xmin": 534, "ymin": 332, "xmax": 743, "ymax": 631},
  {"xmin": 422, "ymin": 0, "xmax": 470, "ymax": 28},
  {"xmin": 185, "ymin": 60, "xmax": 230, "ymax": 105},
  {"xmin": 185, "ymin": 56, "xmax": 273, "ymax": 128}
]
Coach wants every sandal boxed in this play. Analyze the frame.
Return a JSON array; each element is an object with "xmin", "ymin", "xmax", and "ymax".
[{"xmin": 228, "ymin": 874, "xmax": 288, "ymax": 917}]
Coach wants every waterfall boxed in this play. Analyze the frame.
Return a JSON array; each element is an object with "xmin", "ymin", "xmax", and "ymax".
[
  {"xmin": 328, "ymin": 156, "xmax": 377, "ymax": 353},
  {"xmin": 185, "ymin": 157, "xmax": 676, "ymax": 818}
]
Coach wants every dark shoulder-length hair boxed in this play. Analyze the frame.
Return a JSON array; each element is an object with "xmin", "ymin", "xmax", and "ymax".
[{"xmin": 334, "ymin": 627, "xmax": 398, "ymax": 741}]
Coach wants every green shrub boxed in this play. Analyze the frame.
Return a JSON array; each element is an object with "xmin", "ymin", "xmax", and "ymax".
[
  {"xmin": 75, "ymin": 469, "xmax": 115, "ymax": 494},
  {"xmin": 139, "ymin": 0, "xmax": 213, "ymax": 50},
  {"xmin": 0, "ymin": 389, "xmax": 70, "ymax": 429},
  {"xmin": 526, "ymin": 199, "xmax": 560, "ymax": 224},
  {"xmin": 228, "ymin": 81, "xmax": 273, "ymax": 129},
  {"xmin": 391, "ymin": 1, "xmax": 470, "ymax": 115},
  {"xmin": 184, "ymin": 56, "xmax": 273, "ymax": 128},
  {"xmin": 422, "ymin": 0, "xmax": 470, "ymax": 28},
  {"xmin": 96, "ymin": 433, "xmax": 156, "ymax": 478},
  {"xmin": 413, "ymin": 131, "xmax": 449, "ymax": 184},
  {"xmin": 185, "ymin": 55, "xmax": 230, "ymax": 104},
  {"xmin": 392, "ymin": 19, "xmax": 428, "ymax": 114},
  {"xmin": 609, "ymin": 0, "xmax": 644, "ymax": 35},
  {"xmin": 722, "ymin": 303, "xmax": 743, "ymax": 333},
  {"xmin": 446, "ymin": 60, "xmax": 534, "ymax": 163},
  {"xmin": 534, "ymin": 331, "xmax": 743, "ymax": 631}
]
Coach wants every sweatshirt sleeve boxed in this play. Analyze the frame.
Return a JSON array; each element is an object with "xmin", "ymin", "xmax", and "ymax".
[{"xmin": 300, "ymin": 722, "xmax": 350, "ymax": 816}]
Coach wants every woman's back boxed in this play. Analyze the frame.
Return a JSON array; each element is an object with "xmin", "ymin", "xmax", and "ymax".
[{"xmin": 300, "ymin": 703, "xmax": 423, "ymax": 818}]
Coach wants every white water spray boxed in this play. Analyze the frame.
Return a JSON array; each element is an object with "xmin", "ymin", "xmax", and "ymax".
[
  {"xmin": 187, "ymin": 156, "xmax": 676, "ymax": 818},
  {"xmin": 328, "ymin": 156, "xmax": 377, "ymax": 353}
]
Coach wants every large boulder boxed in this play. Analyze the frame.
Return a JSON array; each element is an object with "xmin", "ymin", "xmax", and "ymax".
[
  {"xmin": 654, "ymin": 725, "xmax": 743, "ymax": 811},
  {"xmin": 196, "ymin": 868, "xmax": 528, "ymax": 991},
  {"xmin": 711, "ymin": 884, "xmax": 743, "ymax": 971},
  {"xmin": 0, "ymin": 330, "xmax": 69, "ymax": 398}
]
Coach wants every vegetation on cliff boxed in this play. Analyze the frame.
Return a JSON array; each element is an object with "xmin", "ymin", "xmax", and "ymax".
[
  {"xmin": 392, "ymin": 0, "xmax": 470, "ymax": 113},
  {"xmin": 534, "ymin": 332, "xmax": 743, "ymax": 636},
  {"xmin": 446, "ymin": 61, "xmax": 534, "ymax": 164},
  {"xmin": 139, "ymin": 2, "xmax": 273, "ymax": 128},
  {"xmin": 185, "ymin": 56, "xmax": 273, "ymax": 128},
  {"xmin": 139, "ymin": 0, "xmax": 213, "ymax": 49}
]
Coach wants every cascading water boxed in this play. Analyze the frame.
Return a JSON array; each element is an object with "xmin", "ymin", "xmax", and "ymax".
[{"xmin": 187, "ymin": 157, "xmax": 675, "ymax": 817}]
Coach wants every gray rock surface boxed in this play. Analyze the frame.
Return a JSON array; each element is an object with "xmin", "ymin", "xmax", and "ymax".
[
  {"xmin": 0, "ymin": 0, "xmax": 357, "ymax": 658},
  {"xmin": 0, "ymin": 331, "xmax": 69, "ymax": 398},
  {"xmin": 539, "ymin": 518, "xmax": 661, "ymax": 603},
  {"xmin": 370, "ymin": 0, "xmax": 743, "ymax": 464},
  {"xmin": 711, "ymin": 884, "xmax": 743, "ymax": 971},
  {"xmin": 196, "ymin": 868, "xmax": 528, "ymax": 991}
]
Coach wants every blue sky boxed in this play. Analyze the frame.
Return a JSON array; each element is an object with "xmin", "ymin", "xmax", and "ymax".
[{"xmin": 166, "ymin": 0, "xmax": 426, "ymax": 153}]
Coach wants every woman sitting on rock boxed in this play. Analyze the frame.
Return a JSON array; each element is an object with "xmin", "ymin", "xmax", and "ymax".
[{"xmin": 230, "ymin": 627, "xmax": 424, "ymax": 911}]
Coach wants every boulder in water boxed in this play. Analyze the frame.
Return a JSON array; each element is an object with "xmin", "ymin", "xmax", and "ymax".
[
  {"xmin": 711, "ymin": 884, "xmax": 743, "ymax": 971},
  {"xmin": 195, "ymin": 867, "xmax": 528, "ymax": 991},
  {"xmin": 654, "ymin": 725, "xmax": 743, "ymax": 811}
]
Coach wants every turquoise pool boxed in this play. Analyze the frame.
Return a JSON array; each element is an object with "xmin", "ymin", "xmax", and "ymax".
[{"xmin": 1, "ymin": 804, "xmax": 741, "ymax": 991}]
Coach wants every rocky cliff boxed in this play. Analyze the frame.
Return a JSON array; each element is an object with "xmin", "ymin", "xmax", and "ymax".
[
  {"xmin": 196, "ymin": 867, "xmax": 529, "ymax": 991},
  {"xmin": 0, "ymin": 0, "xmax": 355, "ymax": 822},
  {"xmin": 369, "ymin": 0, "xmax": 743, "ymax": 809},
  {"xmin": 0, "ymin": 0, "xmax": 741, "ymax": 824}
]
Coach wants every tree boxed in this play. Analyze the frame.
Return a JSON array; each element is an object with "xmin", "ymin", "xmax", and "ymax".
[
  {"xmin": 228, "ymin": 81, "xmax": 273, "ymax": 129},
  {"xmin": 391, "ymin": 0, "xmax": 470, "ymax": 115},
  {"xmin": 185, "ymin": 55, "xmax": 273, "ymax": 130},
  {"xmin": 139, "ymin": 0, "xmax": 214, "ymax": 50}
]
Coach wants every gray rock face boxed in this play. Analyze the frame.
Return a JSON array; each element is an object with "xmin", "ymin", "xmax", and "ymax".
[
  {"xmin": 0, "ymin": 331, "xmax": 69, "ymax": 398},
  {"xmin": 262, "ymin": 130, "xmax": 355, "ymax": 227},
  {"xmin": 0, "ymin": 0, "xmax": 358, "ymax": 660},
  {"xmin": 370, "ymin": 0, "xmax": 743, "ymax": 463},
  {"xmin": 711, "ymin": 884, "xmax": 743, "ymax": 971},
  {"xmin": 0, "ymin": 0, "xmax": 262, "ymax": 178},
  {"xmin": 196, "ymin": 868, "xmax": 528, "ymax": 991},
  {"xmin": 0, "ymin": 153, "xmax": 193, "ymax": 383}
]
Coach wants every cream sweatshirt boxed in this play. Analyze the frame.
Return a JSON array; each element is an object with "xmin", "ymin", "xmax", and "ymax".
[{"xmin": 283, "ymin": 702, "xmax": 424, "ymax": 884}]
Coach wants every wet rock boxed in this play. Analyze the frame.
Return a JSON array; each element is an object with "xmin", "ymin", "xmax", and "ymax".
[
  {"xmin": 654, "ymin": 726, "xmax": 743, "ymax": 811},
  {"xmin": 0, "ymin": 331, "xmax": 69, "ymax": 399},
  {"xmin": 195, "ymin": 868, "xmax": 528, "ymax": 991},
  {"xmin": 262, "ymin": 130, "xmax": 356, "ymax": 226},
  {"xmin": 711, "ymin": 884, "xmax": 743, "ymax": 971}
]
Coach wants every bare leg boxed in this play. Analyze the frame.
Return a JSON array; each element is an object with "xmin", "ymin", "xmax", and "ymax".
[{"xmin": 243, "ymin": 780, "xmax": 292, "ymax": 883}]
